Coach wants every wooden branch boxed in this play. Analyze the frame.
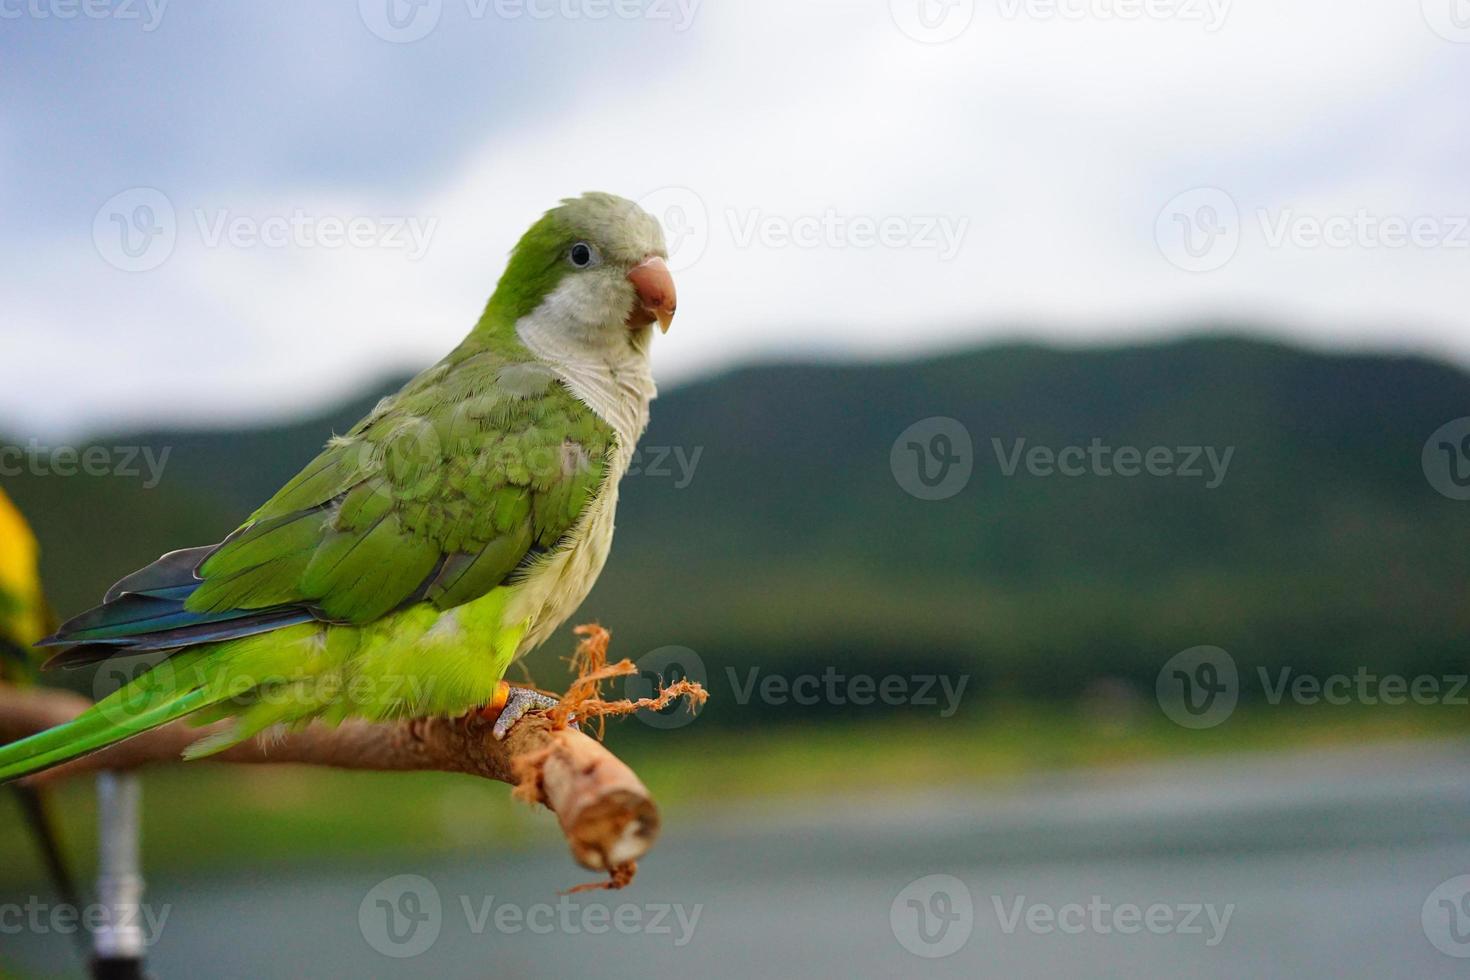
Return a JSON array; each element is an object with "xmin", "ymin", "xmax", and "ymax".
[{"xmin": 0, "ymin": 686, "xmax": 658, "ymax": 876}]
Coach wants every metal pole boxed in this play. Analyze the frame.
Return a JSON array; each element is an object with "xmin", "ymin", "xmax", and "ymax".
[{"xmin": 90, "ymin": 772, "xmax": 147, "ymax": 980}]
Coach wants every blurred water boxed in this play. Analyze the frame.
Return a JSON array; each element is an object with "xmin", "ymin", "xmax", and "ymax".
[{"xmin": 5, "ymin": 740, "xmax": 1470, "ymax": 978}]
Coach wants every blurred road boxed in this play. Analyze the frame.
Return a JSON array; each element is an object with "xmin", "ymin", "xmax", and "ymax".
[{"xmin": 5, "ymin": 740, "xmax": 1470, "ymax": 978}]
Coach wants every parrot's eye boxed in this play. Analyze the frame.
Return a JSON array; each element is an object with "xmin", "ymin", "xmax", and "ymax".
[{"xmin": 568, "ymin": 242, "xmax": 599, "ymax": 269}]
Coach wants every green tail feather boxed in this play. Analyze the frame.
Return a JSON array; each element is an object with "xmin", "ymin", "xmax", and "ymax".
[{"xmin": 0, "ymin": 686, "xmax": 215, "ymax": 783}]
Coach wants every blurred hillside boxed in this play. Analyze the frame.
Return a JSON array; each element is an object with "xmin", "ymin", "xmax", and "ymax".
[{"xmin": 4, "ymin": 334, "xmax": 1468, "ymax": 724}]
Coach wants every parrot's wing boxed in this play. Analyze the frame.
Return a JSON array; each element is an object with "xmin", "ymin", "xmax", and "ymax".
[{"xmin": 44, "ymin": 351, "xmax": 615, "ymax": 666}]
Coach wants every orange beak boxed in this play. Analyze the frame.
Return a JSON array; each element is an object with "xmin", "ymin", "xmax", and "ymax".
[{"xmin": 627, "ymin": 256, "xmax": 677, "ymax": 333}]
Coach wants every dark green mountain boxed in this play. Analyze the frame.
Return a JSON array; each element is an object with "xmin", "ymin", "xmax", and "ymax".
[{"xmin": 5, "ymin": 335, "xmax": 1468, "ymax": 723}]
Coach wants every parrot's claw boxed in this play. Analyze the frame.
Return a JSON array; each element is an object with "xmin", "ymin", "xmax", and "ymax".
[{"xmin": 488, "ymin": 685, "xmax": 575, "ymax": 741}]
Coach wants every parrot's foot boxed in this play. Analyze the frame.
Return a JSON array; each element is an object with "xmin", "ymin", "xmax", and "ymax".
[{"xmin": 484, "ymin": 683, "xmax": 575, "ymax": 740}]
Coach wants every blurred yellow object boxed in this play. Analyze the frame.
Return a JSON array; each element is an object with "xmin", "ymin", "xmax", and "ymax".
[
  {"xmin": 0, "ymin": 487, "xmax": 49, "ymax": 659},
  {"xmin": 0, "ymin": 488, "xmax": 81, "ymax": 932}
]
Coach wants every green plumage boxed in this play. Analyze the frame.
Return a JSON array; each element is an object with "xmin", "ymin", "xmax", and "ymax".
[
  {"xmin": 0, "ymin": 192, "xmax": 669, "ymax": 782},
  {"xmin": 190, "ymin": 350, "xmax": 611, "ymax": 625}
]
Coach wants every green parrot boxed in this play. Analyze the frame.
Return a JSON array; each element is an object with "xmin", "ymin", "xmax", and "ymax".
[
  {"xmin": 0, "ymin": 488, "xmax": 83, "ymax": 921},
  {"xmin": 0, "ymin": 192, "xmax": 677, "ymax": 781}
]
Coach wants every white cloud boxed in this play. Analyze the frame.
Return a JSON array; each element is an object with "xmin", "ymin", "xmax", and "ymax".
[{"xmin": 3, "ymin": 0, "xmax": 1467, "ymax": 436}]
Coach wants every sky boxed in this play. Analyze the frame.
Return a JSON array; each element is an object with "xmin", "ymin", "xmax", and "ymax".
[{"xmin": 3, "ymin": 0, "xmax": 1469, "ymax": 436}]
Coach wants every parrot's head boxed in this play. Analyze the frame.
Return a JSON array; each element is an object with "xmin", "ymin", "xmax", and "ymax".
[{"xmin": 485, "ymin": 192, "xmax": 677, "ymax": 353}]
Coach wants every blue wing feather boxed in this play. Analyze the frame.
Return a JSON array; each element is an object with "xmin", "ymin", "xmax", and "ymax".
[{"xmin": 40, "ymin": 545, "xmax": 321, "ymax": 669}]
